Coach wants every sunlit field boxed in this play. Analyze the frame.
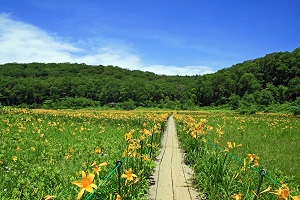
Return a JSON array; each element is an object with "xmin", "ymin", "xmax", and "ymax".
[
  {"xmin": 175, "ymin": 111, "xmax": 300, "ymax": 199},
  {"xmin": 0, "ymin": 108, "xmax": 168, "ymax": 199},
  {"xmin": 1, "ymin": 108, "xmax": 299, "ymax": 199}
]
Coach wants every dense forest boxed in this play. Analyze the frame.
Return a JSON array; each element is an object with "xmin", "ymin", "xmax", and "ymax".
[{"xmin": 0, "ymin": 47, "xmax": 299, "ymax": 113}]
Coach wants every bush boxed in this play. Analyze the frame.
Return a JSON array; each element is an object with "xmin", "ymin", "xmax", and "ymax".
[
  {"xmin": 228, "ymin": 94, "xmax": 240, "ymax": 110},
  {"xmin": 163, "ymin": 100, "xmax": 181, "ymax": 110},
  {"xmin": 291, "ymin": 106, "xmax": 300, "ymax": 115},
  {"xmin": 117, "ymin": 99, "xmax": 136, "ymax": 110},
  {"xmin": 237, "ymin": 105, "xmax": 258, "ymax": 114},
  {"xmin": 42, "ymin": 97, "xmax": 99, "ymax": 109}
]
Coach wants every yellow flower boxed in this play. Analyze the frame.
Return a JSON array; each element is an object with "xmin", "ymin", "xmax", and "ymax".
[
  {"xmin": 190, "ymin": 131, "xmax": 197, "ymax": 138},
  {"xmin": 44, "ymin": 195, "xmax": 56, "ymax": 200},
  {"xmin": 115, "ymin": 193, "xmax": 122, "ymax": 200},
  {"xmin": 292, "ymin": 196, "xmax": 300, "ymax": 200},
  {"xmin": 31, "ymin": 147, "xmax": 36, "ymax": 151},
  {"xmin": 143, "ymin": 155, "xmax": 151, "ymax": 162},
  {"xmin": 143, "ymin": 129, "xmax": 152, "ymax": 136},
  {"xmin": 12, "ymin": 156, "xmax": 17, "ymax": 162},
  {"xmin": 247, "ymin": 154, "xmax": 259, "ymax": 166},
  {"xmin": 270, "ymin": 183, "xmax": 291, "ymax": 200},
  {"xmin": 94, "ymin": 146, "xmax": 102, "ymax": 154},
  {"xmin": 140, "ymin": 135, "xmax": 146, "ymax": 141},
  {"xmin": 91, "ymin": 161, "xmax": 107, "ymax": 175},
  {"xmin": 260, "ymin": 185, "xmax": 272, "ymax": 194},
  {"xmin": 125, "ymin": 129, "xmax": 134, "ymax": 141},
  {"xmin": 64, "ymin": 154, "xmax": 72, "ymax": 160},
  {"xmin": 241, "ymin": 158, "xmax": 247, "ymax": 172},
  {"xmin": 227, "ymin": 142, "xmax": 233, "ymax": 149},
  {"xmin": 133, "ymin": 177, "xmax": 140, "ymax": 184},
  {"xmin": 121, "ymin": 168, "xmax": 137, "ymax": 185},
  {"xmin": 72, "ymin": 171, "xmax": 97, "ymax": 200},
  {"xmin": 230, "ymin": 193, "xmax": 242, "ymax": 200}
]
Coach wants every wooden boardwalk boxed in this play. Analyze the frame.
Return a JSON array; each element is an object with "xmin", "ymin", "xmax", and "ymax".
[{"xmin": 148, "ymin": 116, "xmax": 200, "ymax": 200}]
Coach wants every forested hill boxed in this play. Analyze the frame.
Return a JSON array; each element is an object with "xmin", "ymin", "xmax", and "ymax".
[
  {"xmin": 0, "ymin": 47, "xmax": 299, "ymax": 112},
  {"xmin": 196, "ymin": 47, "xmax": 300, "ymax": 107},
  {"xmin": 0, "ymin": 63, "xmax": 198, "ymax": 109}
]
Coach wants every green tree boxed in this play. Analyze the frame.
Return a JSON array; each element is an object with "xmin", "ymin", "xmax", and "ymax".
[
  {"xmin": 238, "ymin": 73, "xmax": 262, "ymax": 95},
  {"xmin": 228, "ymin": 94, "xmax": 240, "ymax": 110},
  {"xmin": 287, "ymin": 77, "xmax": 300, "ymax": 100}
]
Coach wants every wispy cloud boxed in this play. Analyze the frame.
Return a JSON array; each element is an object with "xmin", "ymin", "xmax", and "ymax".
[{"xmin": 0, "ymin": 13, "xmax": 214, "ymax": 75}]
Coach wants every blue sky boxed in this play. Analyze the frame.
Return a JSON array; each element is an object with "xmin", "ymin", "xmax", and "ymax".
[{"xmin": 0, "ymin": 0, "xmax": 299, "ymax": 75}]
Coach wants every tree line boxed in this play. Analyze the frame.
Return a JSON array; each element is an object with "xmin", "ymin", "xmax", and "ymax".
[
  {"xmin": 0, "ymin": 47, "xmax": 299, "ymax": 113},
  {"xmin": 195, "ymin": 47, "xmax": 300, "ymax": 113}
]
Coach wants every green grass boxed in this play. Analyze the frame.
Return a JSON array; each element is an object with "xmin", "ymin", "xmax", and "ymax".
[
  {"xmin": 0, "ymin": 108, "xmax": 168, "ymax": 199},
  {"xmin": 175, "ymin": 111, "xmax": 300, "ymax": 199},
  {"xmin": 2, "ymin": 108, "xmax": 298, "ymax": 199}
]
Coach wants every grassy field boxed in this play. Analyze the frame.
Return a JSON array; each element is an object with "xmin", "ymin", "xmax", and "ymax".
[
  {"xmin": 174, "ymin": 111, "xmax": 300, "ymax": 199},
  {"xmin": 0, "ymin": 108, "xmax": 168, "ymax": 199},
  {"xmin": 1, "ymin": 108, "xmax": 299, "ymax": 199}
]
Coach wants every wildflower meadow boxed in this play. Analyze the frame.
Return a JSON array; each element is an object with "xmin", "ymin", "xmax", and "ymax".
[
  {"xmin": 0, "ymin": 108, "xmax": 168, "ymax": 199},
  {"xmin": 1, "ymin": 107, "xmax": 299, "ymax": 199},
  {"xmin": 174, "ymin": 111, "xmax": 300, "ymax": 199}
]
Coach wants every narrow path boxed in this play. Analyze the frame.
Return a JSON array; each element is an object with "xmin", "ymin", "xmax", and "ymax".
[{"xmin": 148, "ymin": 115, "xmax": 199, "ymax": 200}]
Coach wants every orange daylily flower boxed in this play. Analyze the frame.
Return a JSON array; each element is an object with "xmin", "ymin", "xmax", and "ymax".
[
  {"xmin": 143, "ymin": 155, "xmax": 151, "ymax": 162},
  {"xmin": 72, "ymin": 171, "xmax": 97, "ymax": 200},
  {"xmin": 247, "ymin": 154, "xmax": 259, "ymax": 166},
  {"xmin": 64, "ymin": 154, "xmax": 72, "ymax": 160},
  {"xmin": 115, "ymin": 193, "xmax": 122, "ymax": 200},
  {"xmin": 140, "ymin": 135, "xmax": 146, "ymax": 141},
  {"xmin": 121, "ymin": 168, "xmax": 137, "ymax": 185},
  {"xmin": 94, "ymin": 146, "xmax": 102, "ymax": 154},
  {"xmin": 230, "ymin": 193, "xmax": 242, "ymax": 200},
  {"xmin": 12, "ymin": 156, "xmax": 17, "ymax": 162},
  {"xmin": 143, "ymin": 129, "xmax": 152, "ymax": 136},
  {"xmin": 91, "ymin": 161, "xmax": 107, "ymax": 175},
  {"xmin": 125, "ymin": 130, "xmax": 134, "ymax": 141},
  {"xmin": 270, "ymin": 183, "xmax": 290, "ymax": 200}
]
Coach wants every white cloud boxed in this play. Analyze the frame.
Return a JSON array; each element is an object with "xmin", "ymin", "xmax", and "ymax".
[{"xmin": 0, "ymin": 13, "xmax": 214, "ymax": 75}]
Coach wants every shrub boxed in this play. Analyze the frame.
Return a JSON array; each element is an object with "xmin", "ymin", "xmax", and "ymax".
[
  {"xmin": 291, "ymin": 106, "xmax": 300, "ymax": 115},
  {"xmin": 117, "ymin": 99, "xmax": 136, "ymax": 110}
]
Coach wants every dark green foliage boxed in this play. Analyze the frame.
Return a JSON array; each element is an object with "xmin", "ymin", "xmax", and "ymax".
[
  {"xmin": 0, "ymin": 63, "xmax": 197, "ymax": 109},
  {"xmin": 195, "ymin": 47, "xmax": 300, "ymax": 112},
  {"xmin": 42, "ymin": 97, "xmax": 100, "ymax": 109},
  {"xmin": 0, "ymin": 47, "xmax": 299, "ymax": 111},
  {"xmin": 116, "ymin": 99, "xmax": 137, "ymax": 110}
]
